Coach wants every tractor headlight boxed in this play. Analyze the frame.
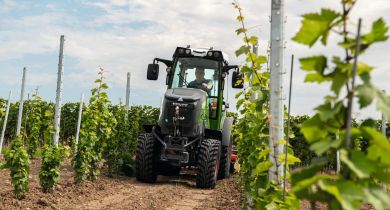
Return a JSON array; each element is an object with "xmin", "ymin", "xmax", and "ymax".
[
  {"xmin": 207, "ymin": 51, "xmax": 213, "ymax": 56},
  {"xmin": 185, "ymin": 49, "xmax": 191, "ymax": 54},
  {"xmin": 178, "ymin": 48, "xmax": 185, "ymax": 54}
]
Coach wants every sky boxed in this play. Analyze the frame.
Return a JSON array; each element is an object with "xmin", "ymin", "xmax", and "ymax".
[{"xmin": 0, "ymin": 0, "xmax": 389, "ymax": 119}]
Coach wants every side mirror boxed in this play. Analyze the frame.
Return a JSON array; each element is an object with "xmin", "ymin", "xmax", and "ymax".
[
  {"xmin": 232, "ymin": 71, "xmax": 244, "ymax": 89},
  {"xmin": 147, "ymin": 64, "xmax": 159, "ymax": 80},
  {"xmin": 223, "ymin": 101, "xmax": 230, "ymax": 109},
  {"xmin": 223, "ymin": 65, "xmax": 239, "ymax": 73}
]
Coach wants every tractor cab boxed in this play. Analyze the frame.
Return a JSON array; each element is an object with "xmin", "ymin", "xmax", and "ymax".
[{"xmin": 147, "ymin": 46, "xmax": 242, "ymax": 130}]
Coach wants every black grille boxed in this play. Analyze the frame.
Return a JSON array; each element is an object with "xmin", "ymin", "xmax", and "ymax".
[{"xmin": 166, "ymin": 104, "xmax": 193, "ymax": 126}]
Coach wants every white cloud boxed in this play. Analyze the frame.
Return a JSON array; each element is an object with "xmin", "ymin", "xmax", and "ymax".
[
  {"xmin": 0, "ymin": 0, "xmax": 16, "ymax": 13},
  {"xmin": 0, "ymin": 0, "xmax": 389, "ymax": 118}
]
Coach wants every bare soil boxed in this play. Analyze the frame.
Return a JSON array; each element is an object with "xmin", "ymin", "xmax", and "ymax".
[{"xmin": 0, "ymin": 159, "xmax": 242, "ymax": 210}]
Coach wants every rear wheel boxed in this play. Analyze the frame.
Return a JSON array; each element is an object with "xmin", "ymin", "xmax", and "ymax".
[
  {"xmin": 136, "ymin": 133, "xmax": 158, "ymax": 183},
  {"xmin": 196, "ymin": 139, "xmax": 221, "ymax": 189},
  {"xmin": 218, "ymin": 140, "xmax": 232, "ymax": 180},
  {"xmin": 230, "ymin": 161, "xmax": 235, "ymax": 174}
]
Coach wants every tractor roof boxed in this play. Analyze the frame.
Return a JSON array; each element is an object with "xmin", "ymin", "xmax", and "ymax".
[{"xmin": 173, "ymin": 46, "xmax": 230, "ymax": 65}]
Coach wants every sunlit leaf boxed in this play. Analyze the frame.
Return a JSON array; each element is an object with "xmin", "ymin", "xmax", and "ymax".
[
  {"xmin": 339, "ymin": 149, "xmax": 376, "ymax": 179},
  {"xmin": 292, "ymin": 9, "xmax": 341, "ymax": 47},
  {"xmin": 363, "ymin": 187, "xmax": 390, "ymax": 210},
  {"xmin": 304, "ymin": 73, "xmax": 329, "ymax": 83},
  {"xmin": 235, "ymin": 27, "xmax": 248, "ymax": 35},
  {"xmin": 300, "ymin": 114, "xmax": 327, "ymax": 143},
  {"xmin": 235, "ymin": 45, "xmax": 251, "ymax": 57},
  {"xmin": 362, "ymin": 18, "xmax": 389, "ymax": 44},
  {"xmin": 300, "ymin": 56, "xmax": 327, "ymax": 73}
]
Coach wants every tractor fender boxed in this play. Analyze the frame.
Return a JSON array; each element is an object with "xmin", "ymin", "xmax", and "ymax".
[
  {"xmin": 222, "ymin": 117, "xmax": 234, "ymax": 146},
  {"xmin": 142, "ymin": 125, "xmax": 155, "ymax": 133}
]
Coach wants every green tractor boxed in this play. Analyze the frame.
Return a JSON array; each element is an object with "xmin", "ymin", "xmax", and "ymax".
[{"xmin": 136, "ymin": 46, "xmax": 243, "ymax": 188}]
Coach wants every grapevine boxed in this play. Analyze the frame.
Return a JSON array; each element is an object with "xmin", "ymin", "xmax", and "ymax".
[{"xmin": 291, "ymin": 0, "xmax": 390, "ymax": 209}]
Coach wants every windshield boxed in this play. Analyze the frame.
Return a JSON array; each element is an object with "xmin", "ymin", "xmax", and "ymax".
[{"xmin": 171, "ymin": 57, "xmax": 220, "ymax": 97}]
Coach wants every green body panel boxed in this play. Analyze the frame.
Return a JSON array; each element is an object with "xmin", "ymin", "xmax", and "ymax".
[
  {"xmin": 209, "ymin": 89, "xmax": 225, "ymax": 131},
  {"xmin": 198, "ymin": 94, "xmax": 211, "ymax": 128}
]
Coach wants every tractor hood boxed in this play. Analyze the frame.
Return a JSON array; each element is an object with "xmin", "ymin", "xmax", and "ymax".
[
  {"xmin": 158, "ymin": 88, "xmax": 207, "ymax": 137},
  {"xmin": 165, "ymin": 88, "xmax": 206, "ymax": 102}
]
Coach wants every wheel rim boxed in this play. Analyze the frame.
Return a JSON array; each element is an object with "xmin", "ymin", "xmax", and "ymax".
[{"xmin": 214, "ymin": 159, "xmax": 219, "ymax": 178}]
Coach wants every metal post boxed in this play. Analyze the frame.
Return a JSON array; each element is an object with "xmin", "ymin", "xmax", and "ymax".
[
  {"xmin": 382, "ymin": 90, "xmax": 387, "ymax": 137},
  {"xmin": 53, "ymin": 35, "xmax": 65, "ymax": 146},
  {"xmin": 253, "ymin": 43, "xmax": 258, "ymax": 55},
  {"xmin": 283, "ymin": 54, "xmax": 294, "ymax": 200},
  {"xmin": 269, "ymin": 0, "xmax": 285, "ymax": 183},
  {"xmin": 24, "ymin": 93, "xmax": 30, "ymax": 142},
  {"xmin": 16, "ymin": 68, "xmax": 27, "ymax": 136},
  {"xmin": 75, "ymin": 93, "xmax": 84, "ymax": 146},
  {"xmin": 381, "ymin": 90, "xmax": 387, "ymax": 190},
  {"xmin": 125, "ymin": 72, "xmax": 131, "ymax": 110},
  {"xmin": 336, "ymin": 130, "xmax": 340, "ymax": 173},
  {"xmin": 382, "ymin": 114, "xmax": 387, "ymax": 136},
  {"xmin": 336, "ymin": 151, "xmax": 341, "ymax": 172},
  {"xmin": 0, "ymin": 91, "xmax": 12, "ymax": 154},
  {"xmin": 283, "ymin": 55, "xmax": 294, "ymax": 200}
]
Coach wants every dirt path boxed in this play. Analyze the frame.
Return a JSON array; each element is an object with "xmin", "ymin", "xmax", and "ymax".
[
  {"xmin": 70, "ymin": 175, "xmax": 239, "ymax": 210},
  {"xmin": 0, "ymin": 160, "xmax": 242, "ymax": 210}
]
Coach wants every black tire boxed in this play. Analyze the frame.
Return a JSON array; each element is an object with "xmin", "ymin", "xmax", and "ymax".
[
  {"xmin": 218, "ymin": 141, "xmax": 232, "ymax": 180},
  {"xmin": 230, "ymin": 161, "xmax": 235, "ymax": 175},
  {"xmin": 136, "ymin": 133, "xmax": 157, "ymax": 183},
  {"xmin": 196, "ymin": 139, "xmax": 221, "ymax": 189}
]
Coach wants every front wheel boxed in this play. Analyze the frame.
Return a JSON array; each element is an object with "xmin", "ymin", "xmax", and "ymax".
[
  {"xmin": 196, "ymin": 139, "xmax": 221, "ymax": 189},
  {"xmin": 136, "ymin": 133, "xmax": 158, "ymax": 183}
]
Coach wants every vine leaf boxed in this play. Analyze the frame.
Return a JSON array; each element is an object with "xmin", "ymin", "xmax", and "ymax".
[
  {"xmin": 236, "ymin": 15, "xmax": 244, "ymax": 22},
  {"xmin": 355, "ymin": 83, "xmax": 374, "ymax": 108},
  {"xmin": 292, "ymin": 174, "xmax": 333, "ymax": 197},
  {"xmin": 292, "ymin": 9, "xmax": 340, "ymax": 47},
  {"xmin": 361, "ymin": 18, "xmax": 389, "ymax": 47},
  {"xmin": 301, "ymin": 115, "xmax": 327, "ymax": 143},
  {"xmin": 244, "ymin": 36, "xmax": 258, "ymax": 45},
  {"xmin": 315, "ymin": 101, "xmax": 343, "ymax": 121},
  {"xmin": 300, "ymin": 56, "xmax": 327, "ymax": 73},
  {"xmin": 304, "ymin": 73, "xmax": 329, "ymax": 83},
  {"xmin": 235, "ymin": 45, "xmax": 251, "ymax": 57},
  {"xmin": 235, "ymin": 27, "xmax": 247, "ymax": 35},
  {"xmin": 319, "ymin": 180, "xmax": 363, "ymax": 210},
  {"xmin": 251, "ymin": 161, "xmax": 273, "ymax": 176},
  {"xmin": 310, "ymin": 137, "xmax": 338, "ymax": 155},
  {"xmin": 101, "ymin": 83, "xmax": 109, "ymax": 90},
  {"xmin": 339, "ymin": 149, "xmax": 376, "ymax": 179},
  {"xmin": 331, "ymin": 71, "xmax": 348, "ymax": 94},
  {"xmin": 364, "ymin": 18, "xmax": 388, "ymax": 41},
  {"xmin": 356, "ymin": 83, "xmax": 390, "ymax": 118},
  {"xmin": 340, "ymin": 18, "xmax": 389, "ymax": 54},
  {"xmin": 363, "ymin": 127, "xmax": 390, "ymax": 165},
  {"xmin": 255, "ymin": 55, "xmax": 267, "ymax": 64},
  {"xmin": 278, "ymin": 153, "xmax": 301, "ymax": 165},
  {"xmin": 374, "ymin": 89, "xmax": 390, "ymax": 119},
  {"xmin": 363, "ymin": 187, "xmax": 390, "ymax": 210}
]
